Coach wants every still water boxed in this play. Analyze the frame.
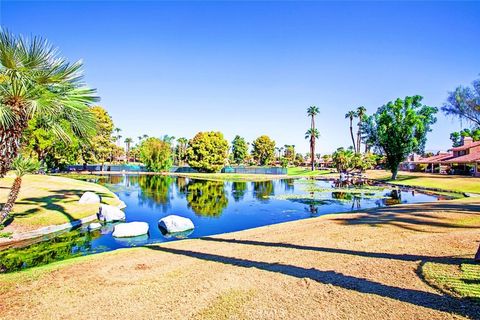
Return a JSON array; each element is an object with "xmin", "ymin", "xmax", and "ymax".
[{"xmin": 0, "ymin": 175, "xmax": 441, "ymax": 272}]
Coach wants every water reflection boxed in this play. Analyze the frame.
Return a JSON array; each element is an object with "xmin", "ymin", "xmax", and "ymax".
[
  {"xmin": 137, "ymin": 175, "xmax": 173, "ymax": 211},
  {"xmin": 253, "ymin": 181, "xmax": 274, "ymax": 202},
  {"xmin": 0, "ymin": 230, "xmax": 100, "ymax": 273},
  {"xmin": 186, "ymin": 180, "xmax": 228, "ymax": 217},
  {"xmin": 231, "ymin": 181, "xmax": 247, "ymax": 202}
]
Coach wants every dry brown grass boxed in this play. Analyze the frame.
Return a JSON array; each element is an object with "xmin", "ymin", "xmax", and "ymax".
[{"xmin": 1, "ymin": 199, "xmax": 479, "ymax": 319}]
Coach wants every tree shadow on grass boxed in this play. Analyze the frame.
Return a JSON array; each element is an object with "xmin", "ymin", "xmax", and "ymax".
[
  {"xmin": 331, "ymin": 202, "xmax": 480, "ymax": 232},
  {"xmin": 1, "ymin": 189, "xmax": 113, "ymax": 227},
  {"xmin": 147, "ymin": 245, "xmax": 480, "ymax": 319},
  {"xmin": 199, "ymin": 237, "xmax": 472, "ymax": 266}
]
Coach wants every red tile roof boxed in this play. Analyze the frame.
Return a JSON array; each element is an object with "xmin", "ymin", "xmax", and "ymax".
[
  {"xmin": 412, "ymin": 153, "xmax": 454, "ymax": 163},
  {"xmin": 450, "ymin": 140, "xmax": 480, "ymax": 151},
  {"xmin": 444, "ymin": 152, "xmax": 480, "ymax": 163}
]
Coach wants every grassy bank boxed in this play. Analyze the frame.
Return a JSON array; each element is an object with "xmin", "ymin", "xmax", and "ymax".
[
  {"xmin": 0, "ymin": 174, "xmax": 120, "ymax": 232},
  {"xmin": 367, "ymin": 170, "xmax": 480, "ymax": 194}
]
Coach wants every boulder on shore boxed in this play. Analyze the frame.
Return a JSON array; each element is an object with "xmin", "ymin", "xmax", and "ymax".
[
  {"xmin": 98, "ymin": 204, "xmax": 126, "ymax": 222},
  {"xmin": 117, "ymin": 200, "xmax": 127, "ymax": 209},
  {"xmin": 78, "ymin": 191, "xmax": 100, "ymax": 204},
  {"xmin": 158, "ymin": 215, "xmax": 194, "ymax": 234},
  {"xmin": 112, "ymin": 222, "xmax": 149, "ymax": 238},
  {"xmin": 87, "ymin": 222, "xmax": 102, "ymax": 231}
]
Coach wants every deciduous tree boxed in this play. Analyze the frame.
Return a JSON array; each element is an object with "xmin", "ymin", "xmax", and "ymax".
[{"xmin": 186, "ymin": 131, "xmax": 229, "ymax": 173}]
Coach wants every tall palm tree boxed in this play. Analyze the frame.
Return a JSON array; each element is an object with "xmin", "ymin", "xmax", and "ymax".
[
  {"xmin": 124, "ymin": 137, "xmax": 133, "ymax": 163},
  {"xmin": 176, "ymin": 137, "xmax": 188, "ymax": 166},
  {"xmin": 345, "ymin": 110, "xmax": 357, "ymax": 152},
  {"xmin": 307, "ymin": 106, "xmax": 319, "ymax": 171},
  {"xmin": 305, "ymin": 128, "xmax": 320, "ymax": 168},
  {"xmin": 113, "ymin": 128, "xmax": 122, "ymax": 146},
  {"xmin": 0, "ymin": 156, "xmax": 39, "ymax": 224},
  {"xmin": 356, "ymin": 106, "xmax": 367, "ymax": 153},
  {"xmin": 0, "ymin": 31, "xmax": 98, "ymax": 177}
]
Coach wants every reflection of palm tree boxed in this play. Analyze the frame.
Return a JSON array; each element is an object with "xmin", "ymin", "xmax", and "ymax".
[
  {"xmin": 186, "ymin": 180, "xmax": 228, "ymax": 217},
  {"xmin": 175, "ymin": 177, "xmax": 188, "ymax": 198},
  {"xmin": 307, "ymin": 191, "xmax": 318, "ymax": 216},
  {"xmin": 231, "ymin": 181, "xmax": 247, "ymax": 202},
  {"xmin": 253, "ymin": 181, "xmax": 274, "ymax": 202}
]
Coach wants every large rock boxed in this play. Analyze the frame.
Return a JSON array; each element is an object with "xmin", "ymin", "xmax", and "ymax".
[
  {"xmin": 87, "ymin": 222, "xmax": 102, "ymax": 231},
  {"xmin": 112, "ymin": 222, "xmax": 149, "ymax": 238},
  {"xmin": 158, "ymin": 215, "xmax": 194, "ymax": 234},
  {"xmin": 98, "ymin": 204, "xmax": 126, "ymax": 222},
  {"xmin": 117, "ymin": 200, "xmax": 127, "ymax": 209},
  {"xmin": 78, "ymin": 191, "xmax": 100, "ymax": 204}
]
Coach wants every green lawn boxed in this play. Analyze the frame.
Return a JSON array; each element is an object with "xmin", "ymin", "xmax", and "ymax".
[
  {"xmin": 422, "ymin": 260, "xmax": 480, "ymax": 301},
  {"xmin": 0, "ymin": 174, "xmax": 120, "ymax": 231},
  {"xmin": 367, "ymin": 170, "xmax": 480, "ymax": 194},
  {"xmin": 170, "ymin": 172, "xmax": 278, "ymax": 182},
  {"xmin": 287, "ymin": 167, "xmax": 331, "ymax": 177}
]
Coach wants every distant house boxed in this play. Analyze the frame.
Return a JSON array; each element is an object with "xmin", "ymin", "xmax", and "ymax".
[{"xmin": 401, "ymin": 137, "xmax": 480, "ymax": 176}]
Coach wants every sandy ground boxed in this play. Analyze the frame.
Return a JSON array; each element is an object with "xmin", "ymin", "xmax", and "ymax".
[{"xmin": 1, "ymin": 199, "xmax": 479, "ymax": 320}]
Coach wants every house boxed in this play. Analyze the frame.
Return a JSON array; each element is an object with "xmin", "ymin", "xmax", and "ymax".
[{"xmin": 401, "ymin": 137, "xmax": 480, "ymax": 176}]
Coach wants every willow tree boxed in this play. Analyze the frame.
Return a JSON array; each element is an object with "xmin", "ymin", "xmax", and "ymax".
[
  {"xmin": 307, "ymin": 106, "xmax": 319, "ymax": 171},
  {"xmin": 0, "ymin": 30, "xmax": 97, "ymax": 176}
]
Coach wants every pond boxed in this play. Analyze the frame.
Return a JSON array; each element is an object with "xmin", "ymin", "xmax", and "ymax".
[{"xmin": 0, "ymin": 175, "xmax": 443, "ymax": 272}]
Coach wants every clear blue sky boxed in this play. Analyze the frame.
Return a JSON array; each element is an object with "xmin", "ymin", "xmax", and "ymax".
[{"xmin": 2, "ymin": 1, "xmax": 479, "ymax": 154}]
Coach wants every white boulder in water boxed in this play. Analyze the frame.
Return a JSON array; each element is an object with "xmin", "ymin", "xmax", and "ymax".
[
  {"xmin": 158, "ymin": 215, "xmax": 194, "ymax": 233},
  {"xmin": 112, "ymin": 222, "xmax": 149, "ymax": 238},
  {"xmin": 98, "ymin": 204, "xmax": 126, "ymax": 222},
  {"xmin": 78, "ymin": 191, "xmax": 100, "ymax": 204},
  {"xmin": 87, "ymin": 222, "xmax": 102, "ymax": 231},
  {"xmin": 117, "ymin": 200, "xmax": 127, "ymax": 209}
]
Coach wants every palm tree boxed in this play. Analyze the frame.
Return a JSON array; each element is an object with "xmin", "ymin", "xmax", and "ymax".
[
  {"xmin": 113, "ymin": 128, "xmax": 122, "ymax": 146},
  {"xmin": 0, "ymin": 31, "xmax": 98, "ymax": 177},
  {"xmin": 305, "ymin": 128, "xmax": 320, "ymax": 168},
  {"xmin": 0, "ymin": 156, "xmax": 39, "ymax": 224},
  {"xmin": 307, "ymin": 106, "xmax": 320, "ymax": 171},
  {"xmin": 124, "ymin": 137, "xmax": 133, "ymax": 163},
  {"xmin": 345, "ymin": 110, "xmax": 357, "ymax": 152},
  {"xmin": 176, "ymin": 137, "xmax": 188, "ymax": 166},
  {"xmin": 356, "ymin": 106, "xmax": 367, "ymax": 153}
]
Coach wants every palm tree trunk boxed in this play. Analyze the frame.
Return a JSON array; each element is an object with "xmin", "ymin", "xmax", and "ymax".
[
  {"xmin": 310, "ymin": 137, "xmax": 315, "ymax": 171},
  {"xmin": 0, "ymin": 176, "xmax": 22, "ymax": 224},
  {"xmin": 0, "ymin": 102, "xmax": 29, "ymax": 177},
  {"xmin": 349, "ymin": 119, "xmax": 356, "ymax": 152},
  {"xmin": 356, "ymin": 121, "xmax": 361, "ymax": 153}
]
